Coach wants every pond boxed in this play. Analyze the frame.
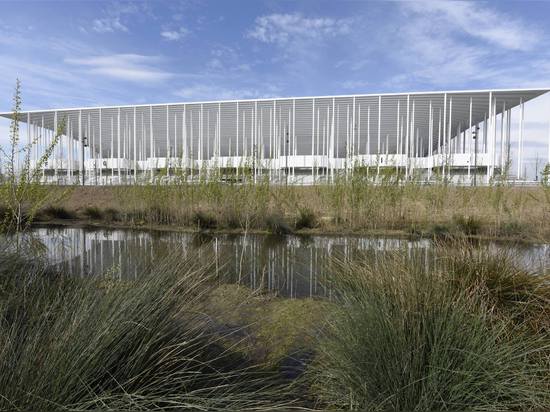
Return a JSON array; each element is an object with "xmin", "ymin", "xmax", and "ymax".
[{"xmin": 18, "ymin": 226, "xmax": 550, "ymax": 298}]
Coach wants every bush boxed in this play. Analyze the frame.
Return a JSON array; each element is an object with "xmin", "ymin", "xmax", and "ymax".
[
  {"xmin": 295, "ymin": 207, "xmax": 317, "ymax": 230},
  {"xmin": 0, "ymin": 250, "xmax": 293, "ymax": 410},
  {"xmin": 41, "ymin": 205, "xmax": 75, "ymax": 220},
  {"xmin": 453, "ymin": 215, "xmax": 482, "ymax": 235},
  {"xmin": 82, "ymin": 206, "xmax": 103, "ymax": 220},
  {"xmin": 309, "ymin": 251, "xmax": 549, "ymax": 411},
  {"xmin": 103, "ymin": 207, "xmax": 120, "ymax": 222},
  {"xmin": 265, "ymin": 213, "xmax": 292, "ymax": 235},
  {"xmin": 192, "ymin": 210, "xmax": 218, "ymax": 230}
]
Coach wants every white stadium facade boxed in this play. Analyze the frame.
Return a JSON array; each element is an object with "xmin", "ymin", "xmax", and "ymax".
[{"xmin": 1, "ymin": 88, "xmax": 549, "ymax": 185}]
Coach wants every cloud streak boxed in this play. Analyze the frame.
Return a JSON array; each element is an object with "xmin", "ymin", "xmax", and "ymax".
[
  {"xmin": 161, "ymin": 27, "xmax": 189, "ymax": 41},
  {"xmin": 65, "ymin": 54, "xmax": 173, "ymax": 83},
  {"xmin": 248, "ymin": 13, "xmax": 352, "ymax": 45}
]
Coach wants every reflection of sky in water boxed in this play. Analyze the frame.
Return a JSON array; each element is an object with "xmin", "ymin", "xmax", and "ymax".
[{"xmin": 14, "ymin": 227, "xmax": 550, "ymax": 298}]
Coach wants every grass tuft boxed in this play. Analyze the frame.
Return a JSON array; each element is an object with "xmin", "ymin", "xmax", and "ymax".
[
  {"xmin": 193, "ymin": 210, "xmax": 218, "ymax": 230},
  {"xmin": 309, "ymin": 248, "xmax": 550, "ymax": 411},
  {"xmin": 265, "ymin": 213, "xmax": 293, "ymax": 235},
  {"xmin": 295, "ymin": 207, "xmax": 317, "ymax": 230},
  {"xmin": 0, "ymin": 249, "xmax": 296, "ymax": 411},
  {"xmin": 41, "ymin": 205, "xmax": 75, "ymax": 220},
  {"xmin": 82, "ymin": 206, "xmax": 103, "ymax": 220}
]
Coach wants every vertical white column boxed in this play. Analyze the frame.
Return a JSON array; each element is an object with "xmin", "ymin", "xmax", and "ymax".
[
  {"xmin": 367, "ymin": 105, "xmax": 371, "ymax": 156},
  {"xmin": 99, "ymin": 108, "xmax": 102, "ymax": 184},
  {"xmin": 377, "ymin": 95, "xmax": 381, "ymax": 158},
  {"xmin": 352, "ymin": 96, "xmax": 356, "ymax": 160},
  {"xmin": 331, "ymin": 98, "xmax": 335, "ymax": 181},
  {"xmin": 26, "ymin": 113, "xmax": 31, "ymax": 180},
  {"xmin": 490, "ymin": 92, "xmax": 493, "ymax": 184},
  {"xmin": 405, "ymin": 95, "xmax": 410, "ymax": 178},
  {"xmin": 517, "ymin": 98, "xmax": 524, "ymax": 179},
  {"xmin": 410, "ymin": 100, "xmax": 415, "ymax": 174},
  {"xmin": 311, "ymin": 98, "xmax": 315, "ymax": 180},
  {"xmin": 236, "ymin": 101, "xmax": 239, "ymax": 159},
  {"xmin": 468, "ymin": 97, "xmax": 472, "ymax": 181},
  {"xmin": 254, "ymin": 100, "xmax": 258, "ymax": 182},
  {"xmin": 41, "ymin": 115, "xmax": 45, "ymax": 180},
  {"xmin": 200, "ymin": 103, "xmax": 203, "ymax": 176},
  {"xmin": 292, "ymin": 99, "xmax": 296, "ymax": 180},
  {"xmin": 174, "ymin": 112, "xmax": 178, "ymax": 164},
  {"xmin": 491, "ymin": 98, "xmax": 497, "ymax": 181},
  {"xmin": 428, "ymin": 99, "xmax": 433, "ymax": 180},
  {"xmin": 182, "ymin": 107, "xmax": 186, "ymax": 164},
  {"xmin": 447, "ymin": 97, "xmax": 452, "ymax": 181},
  {"xmin": 133, "ymin": 107, "xmax": 137, "ymax": 183},
  {"xmin": 117, "ymin": 108, "xmax": 121, "ymax": 183},
  {"xmin": 150, "ymin": 106, "xmax": 153, "ymax": 181},
  {"xmin": 442, "ymin": 93, "xmax": 447, "ymax": 175},
  {"xmin": 396, "ymin": 100, "xmax": 400, "ymax": 157},
  {"xmin": 166, "ymin": 105, "xmax": 170, "ymax": 172},
  {"xmin": 78, "ymin": 110, "xmax": 82, "ymax": 185}
]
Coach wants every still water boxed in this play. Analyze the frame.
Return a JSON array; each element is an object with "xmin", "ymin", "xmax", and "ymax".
[{"xmin": 22, "ymin": 226, "xmax": 550, "ymax": 298}]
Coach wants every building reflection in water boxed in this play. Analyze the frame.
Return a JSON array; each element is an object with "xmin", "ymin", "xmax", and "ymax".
[{"xmin": 28, "ymin": 227, "xmax": 550, "ymax": 299}]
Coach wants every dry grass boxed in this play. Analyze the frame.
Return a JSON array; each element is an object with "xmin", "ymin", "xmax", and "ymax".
[{"xmin": 38, "ymin": 182, "xmax": 550, "ymax": 240}]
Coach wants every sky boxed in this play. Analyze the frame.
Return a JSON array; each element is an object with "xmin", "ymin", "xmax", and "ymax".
[{"xmin": 1, "ymin": 0, "xmax": 550, "ymax": 177}]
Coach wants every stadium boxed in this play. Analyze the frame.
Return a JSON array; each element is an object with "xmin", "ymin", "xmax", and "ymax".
[{"xmin": 1, "ymin": 88, "xmax": 548, "ymax": 185}]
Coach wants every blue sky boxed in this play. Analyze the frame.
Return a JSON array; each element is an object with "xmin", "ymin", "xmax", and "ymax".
[{"xmin": 1, "ymin": 0, "xmax": 550, "ymax": 176}]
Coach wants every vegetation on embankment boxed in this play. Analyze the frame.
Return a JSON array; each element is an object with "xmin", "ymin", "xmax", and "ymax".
[
  {"xmin": 24, "ymin": 182, "xmax": 550, "ymax": 241},
  {"xmin": 1, "ymin": 241, "xmax": 549, "ymax": 411}
]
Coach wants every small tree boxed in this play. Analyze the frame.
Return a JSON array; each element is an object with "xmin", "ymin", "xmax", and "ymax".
[
  {"xmin": 0, "ymin": 80, "xmax": 67, "ymax": 232},
  {"xmin": 541, "ymin": 163, "xmax": 550, "ymax": 187}
]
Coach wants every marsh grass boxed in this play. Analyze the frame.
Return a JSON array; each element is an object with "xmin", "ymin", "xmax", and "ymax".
[
  {"xmin": 0, "ymin": 249, "xmax": 296, "ymax": 411},
  {"xmin": 310, "ymin": 245, "xmax": 550, "ymax": 411},
  {"xmin": 46, "ymin": 176, "xmax": 550, "ymax": 240}
]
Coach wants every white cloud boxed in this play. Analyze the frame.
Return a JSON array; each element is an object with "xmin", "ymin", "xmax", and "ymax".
[
  {"xmin": 92, "ymin": 17, "xmax": 128, "ymax": 33},
  {"xmin": 160, "ymin": 27, "xmax": 189, "ymax": 41},
  {"xmin": 382, "ymin": 1, "xmax": 550, "ymax": 88},
  {"xmin": 174, "ymin": 84, "xmax": 279, "ymax": 101},
  {"xmin": 248, "ymin": 13, "xmax": 352, "ymax": 45},
  {"xmin": 340, "ymin": 80, "xmax": 369, "ymax": 90},
  {"xmin": 403, "ymin": 1, "xmax": 540, "ymax": 52},
  {"xmin": 65, "ymin": 54, "xmax": 173, "ymax": 83}
]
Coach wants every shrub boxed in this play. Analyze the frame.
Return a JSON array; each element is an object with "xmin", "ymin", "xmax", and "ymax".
[
  {"xmin": 498, "ymin": 221, "xmax": 524, "ymax": 238},
  {"xmin": 295, "ymin": 207, "xmax": 317, "ymax": 230},
  {"xmin": 453, "ymin": 215, "xmax": 482, "ymax": 235},
  {"xmin": 192, "ymin": 210, "xmax": 218, "ymax": 230},
  {"xmin": 41, "ymin": 205, "xmax": 75, "ymax": 220},
  {"xmin": 310, "ymin": 251, "xmax": 549, "ymax": 411},
  {"xmin": 103, "ymin": 207, "xmax": 120, "ymax": 222},
  {"xmin": 82, "ymin": 206, "xmax": 103, "ymax": 220},
  {"xmin": 265, "ymin": 213, "xmax": 292, "ymax": 235}
]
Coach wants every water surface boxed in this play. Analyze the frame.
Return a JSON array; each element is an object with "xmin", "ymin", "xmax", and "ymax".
[{"xmin": 22, "ymin": 226, "xmax": 550, "ymax": 298}]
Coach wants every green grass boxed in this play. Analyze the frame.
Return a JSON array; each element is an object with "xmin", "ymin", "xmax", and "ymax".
[
  {"xmin": 0, "ymin": 249, "xmax": 296, "ymax": 411},
  {"xmin": 309, "ymin": 246, "xmax": 550, "ymax": 411}
]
